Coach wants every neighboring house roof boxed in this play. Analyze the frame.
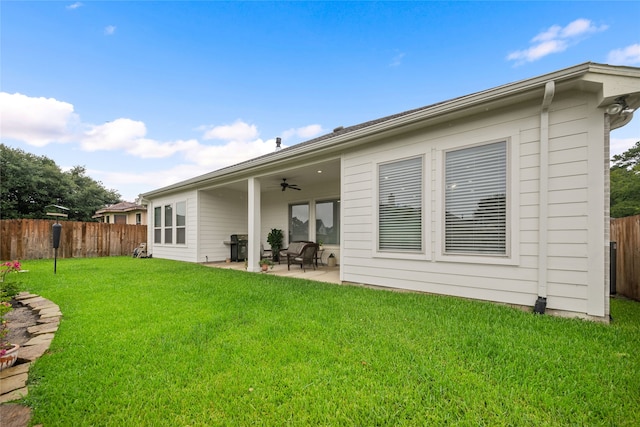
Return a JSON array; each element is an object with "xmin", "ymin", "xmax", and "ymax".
[
  {"xmin": 142, "ymin": 62, "xmax": 640, "ymax": 199},
  {"xmin": 94, "ymin": 201, "xmax": 147, "ymax": 216}
]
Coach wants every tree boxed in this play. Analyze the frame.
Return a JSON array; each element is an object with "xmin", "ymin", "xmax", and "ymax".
[
  {"xmin": 0, "ymin": 144, "xmax": 121, "ymax": 221},
  {"xmin": 61, "ymin": 166, "xmax": 121, "ymax": 221},
  {"xmin": 610, "ymin": 140, "xmax": 640, "ymax": 218}
]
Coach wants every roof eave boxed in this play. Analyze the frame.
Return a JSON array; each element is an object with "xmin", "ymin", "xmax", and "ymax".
[{"xmin": 143, "ymin": 62, "xmax": 638, "ymax": 198}]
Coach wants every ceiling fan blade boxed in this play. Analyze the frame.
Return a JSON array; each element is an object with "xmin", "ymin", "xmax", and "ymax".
[{"xmin": 290, "ymin": 186, "xmax": 301, "ymax": 190}]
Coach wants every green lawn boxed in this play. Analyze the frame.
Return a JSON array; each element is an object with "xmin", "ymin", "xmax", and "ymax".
[{"xmin": 8, "ymin": 257, "xmax": 640, "ymax": 426}]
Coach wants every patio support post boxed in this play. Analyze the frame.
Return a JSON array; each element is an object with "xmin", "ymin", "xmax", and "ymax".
[{"xmin": 247, "ymin": 177, "xmax": 261, "ymax": 272}]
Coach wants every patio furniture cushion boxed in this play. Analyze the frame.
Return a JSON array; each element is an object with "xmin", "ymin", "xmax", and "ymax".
[
  {"xmin": 287, "ymin": 242, "xmax": 319, "ymax": 271},
  {"xmin": 278, "ymin": 241, "xmax": 312, "ymax": 263}
]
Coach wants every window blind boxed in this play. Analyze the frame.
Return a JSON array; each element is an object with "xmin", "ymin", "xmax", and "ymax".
[
  {"xmin": 445, "ymin": 141, "xmax": 506, "ymax": 254},
  {"xmin": 379, "ymin": 157, "xmax": 422, "ymax": 251}
]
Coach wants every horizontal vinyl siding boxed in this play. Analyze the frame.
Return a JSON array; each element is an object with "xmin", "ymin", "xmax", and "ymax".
[
  {"xmin": 199, "ymin": 188, "xmax": 248, "ymax": 262},
  {"xmin": 540, "ymin": 96, "xmax": 596, "ymax": 312},
  {"xmin": 342, "ymin": 102, "xmax": 539, "ymax": 307},
  {"xmin": 150, "ymin": 191, "xmax": 198, "ymax": 262},
  {"xmin": 342, "ymin": 160, "xmax": 373, "ymax": 264},
  {"xmin": 341, "ymin": 92, "xmax": 604, "ymax": 316}
]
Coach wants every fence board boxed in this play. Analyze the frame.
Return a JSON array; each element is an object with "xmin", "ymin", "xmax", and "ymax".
[
  {"xmin": 611, "ymin": 215, "xmax": 640, "ymax": 301},
  {"xmin": 1, "ymin": 219, "xmax": 147, "ymax": 261}
]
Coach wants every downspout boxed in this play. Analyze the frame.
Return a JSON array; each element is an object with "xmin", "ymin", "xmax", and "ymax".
[{"xmin": 535, "ymin": 81, "xmax": 555, "ymax": 314}]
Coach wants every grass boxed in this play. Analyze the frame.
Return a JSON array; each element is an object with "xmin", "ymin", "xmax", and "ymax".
[{"xmin": 7, "ymin": 257, "xmax": 639, "ymax": 426}]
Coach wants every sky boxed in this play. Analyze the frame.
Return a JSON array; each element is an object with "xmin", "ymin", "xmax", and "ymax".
[{"xmin": 2, "ymin": 1, "xmax": 639, "ymax": 202}]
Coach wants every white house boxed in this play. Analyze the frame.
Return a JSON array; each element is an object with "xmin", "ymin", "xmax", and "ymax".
[{"xmin": 141, "ymin": 62, "xmax": 640, "ymax": 320}]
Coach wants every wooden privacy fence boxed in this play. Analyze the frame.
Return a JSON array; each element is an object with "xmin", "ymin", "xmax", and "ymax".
[
  {"xmin": 611, "ymin": 215, "xmax": 640, "ymax": 301},
  {"xmin": 1, "ymin": 219, "xmax": 147, "ymax": 261}
]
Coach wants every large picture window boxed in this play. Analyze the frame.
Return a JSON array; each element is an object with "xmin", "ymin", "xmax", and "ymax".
[
  {"xmin": 444, "ymin": 141, "xmax": 507, "ymax": 255},
  {"xmin": 316, "ymin": 200, "xmax": 340, "ymax": 245},
  {"xmin": 289, "ymin": 203, "xmax": 309, "ymax": 242},
  {"xmin": 378, "ymin": 156, "xmax": 423, "ymax": 252}
]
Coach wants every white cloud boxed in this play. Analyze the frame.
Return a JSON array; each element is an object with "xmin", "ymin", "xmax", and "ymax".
[
  {"xmin": 202, "ymin": 120, "xmax": 258, "ymax": 142},
  {"xmin": 281, "ymin": 124, "xmax": 324, "ymax": 140},
  {"xmin": 104, "ymin": 25, "xmax": 116, "ymax": 36},
  {"xmin": 66, "ymin": 2, "xmax": 82, "ymax": 10},
  {"xmin": 507, "ymin": 18, "xmax": 608, "ymax": 65},
  {"xmin": 0, "ymin": 92, "xmax": 78, "ymax": 146},
  {"xmin": 607, "ymin": 44, "xmax": 640, "ymax": 65},
  {"xmin": 611, "ymin": 137, "xmax": 638, "ymax": 158},
  {"xmin": 1, "ymin": 92, "xmax": 323, "ymax": 199},
  {"xmin": 389, "ymin": 52, "xmax": 406, "ymax": 67},
  {"xmin": 81, "ymin": 118, "xmax": 201, "ymax": 158},
  {"xmin": 184, "ymin": 138, "xmax": 277, "ymax": 168}
]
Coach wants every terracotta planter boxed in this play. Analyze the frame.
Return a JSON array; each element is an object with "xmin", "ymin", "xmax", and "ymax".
[
  {"xmin": 0, "ymin": 344, "xmax": 20, "ymax": 371},
  {"xmin": 261, "ymin": 264, "xmax": 269, "ymax": 272}
]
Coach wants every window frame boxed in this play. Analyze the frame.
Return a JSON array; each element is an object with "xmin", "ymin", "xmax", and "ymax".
[
  {"xmin": 374, "ymin": 154, "xmax": 429, "ymax": 260},
  {"xmin": 153, "ymin": 201, "xmax": 187, "ymax": 246},
  {"xmin": 176, "ymin": 201, "xmax": 186, "ymax": 245},
  {"xmin": 315, "ymin": 199, "xmax": 340, "ymax": 245},
  {"xmin": 164, "ymin": 205, "xmax": 173, "ymax": 244},
  {"xmin": 435, "ymin": 136, "xmax": 519, "ymax": 265},
  {"xmin": 288, "ymin": 202, "xmax": 310, "ymax": 243},
  {"xmin": 153, "ymin": 207, "xmax": 162, "ymax": 244}
]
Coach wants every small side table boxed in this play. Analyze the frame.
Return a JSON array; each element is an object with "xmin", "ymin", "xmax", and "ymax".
[{"xmin": 315, "ymin": 248, "xmax": 325, "ymax": 266}]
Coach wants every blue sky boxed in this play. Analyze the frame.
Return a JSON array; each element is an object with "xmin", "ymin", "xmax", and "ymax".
[{"xmin": 2, "ymin": 1, "xmax": 639, "ymax": 202}]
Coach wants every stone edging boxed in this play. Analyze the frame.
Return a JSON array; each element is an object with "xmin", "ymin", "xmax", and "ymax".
[{"xmin": 0, "ymin": 292, "xmax": 62, "ymax": 404}]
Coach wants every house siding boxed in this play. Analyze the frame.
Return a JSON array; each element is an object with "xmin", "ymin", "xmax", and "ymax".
[
  {"xmin": 199, "ymin": 188, "xmax": 248, "ymax": 263},
  {"xmin": 146, "ymin": 190, "xmax": 198, "ymax": 262},
  {"xmin": 341, "ymin": 91, "xmax": 608, "ymax": 316}
]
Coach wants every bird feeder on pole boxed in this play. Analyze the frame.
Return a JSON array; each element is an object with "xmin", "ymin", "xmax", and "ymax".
[{"xmin": 45, "ymin": 204, "xmax": 69, "ymax": 274}]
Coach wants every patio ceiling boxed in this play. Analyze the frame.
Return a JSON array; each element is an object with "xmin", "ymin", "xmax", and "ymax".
[{"xmin": 209, "ymin": 158, "xmax": 341, "ymax": 193}]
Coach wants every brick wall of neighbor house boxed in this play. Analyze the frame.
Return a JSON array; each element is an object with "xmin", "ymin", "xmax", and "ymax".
[
  {"xmin": 341, "ymin": 90, "xmax": 608, "ymax": 317},
  {"xmin": 0, "ymin": 219, "xmax": 147, "ymax": 260}
]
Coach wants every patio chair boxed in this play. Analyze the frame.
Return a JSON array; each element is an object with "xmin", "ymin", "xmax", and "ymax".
[
  {"xmin": 287, "ymin": 242, "xmax": 318, "ymax": 272},
  {"xmin": 278, "ymin": 241, "xmax": 312, "ymax": 264},
  {"xmin": 260, "ymin": 243, "xmax": 272, "ymax": 260}
]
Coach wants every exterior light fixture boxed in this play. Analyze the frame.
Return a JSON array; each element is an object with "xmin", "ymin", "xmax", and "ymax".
[
  {"xmin": 606, "ymin": 103, "xmax": 623, "ymax": 115},
  {"xmin": 606, "ymin": 95, "xmax": 632, "ymax": 115}
]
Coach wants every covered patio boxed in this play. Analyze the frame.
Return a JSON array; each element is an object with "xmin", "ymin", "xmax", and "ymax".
[{"xmin": 203, "ymin": 261, "xmax": 341, "ymax": 284}]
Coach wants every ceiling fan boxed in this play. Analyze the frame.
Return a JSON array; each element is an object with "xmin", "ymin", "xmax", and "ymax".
[{"xmin": 280, "ymin": 178, "xmax": 301, "ymax": 191}]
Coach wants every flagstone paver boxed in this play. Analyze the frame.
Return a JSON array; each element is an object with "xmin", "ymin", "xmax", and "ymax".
[
  {"xmin": 27, "ymin": 324, "xmax": 58, "ymax": 335},
  {"xmin": 0, "ymin": 292, "xmax": 62, "ymax": 426}
]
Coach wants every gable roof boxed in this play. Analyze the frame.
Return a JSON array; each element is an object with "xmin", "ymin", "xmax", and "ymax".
[
  {"xmin": 143, "ymin": 62, "xmax": 640, "ymax": 199},
  {"xmin": 95, "ymin": 201, "xmax": 146, "ymax": 215}
]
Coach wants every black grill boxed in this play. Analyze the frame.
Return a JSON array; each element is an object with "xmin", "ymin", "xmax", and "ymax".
[{"xmin": 230, "ymin": 234, "xmax": 248, "ymax": 262}]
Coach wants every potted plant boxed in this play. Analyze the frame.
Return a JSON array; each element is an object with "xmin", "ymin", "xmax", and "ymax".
[
  {"xmin": 267, "ymin": 228, "xmax": 284, "ymax": 262},
  {"xmin": 327, "ymin": 253, "xmax": 337, "ymax": 267},
  {"xmin": 1, "ymin": 261, "xmax": 22, "ymax": 371},
  {"xmin": 259, "ymin": 259, "xmax": 274, "ymax": 272}
]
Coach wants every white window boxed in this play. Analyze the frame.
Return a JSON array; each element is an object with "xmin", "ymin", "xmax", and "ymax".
[
  {"xmin": 153, "ymin": 207, "xmax": 161, "ymax": 244},
  {"xmin": 176, "ymin": 202, "xmax": 186, "ymax": 245},
  {"xmin": 444, "ymin": 141, "xmax": 507, "ymax": 255},
  {"xmin": 378, "ymin": 156, "xmax": 423, "ymax": 252},
  {"xmin": 316, "ymin": 200, "xmax": 340, "ymax": 245},
  {"xmin": 289, "ymin": 203, "xmax": 309, "ymax": 243},
  {"xmin": 164, "ymin": 205, "xmax": 173, "ymax": 244}
]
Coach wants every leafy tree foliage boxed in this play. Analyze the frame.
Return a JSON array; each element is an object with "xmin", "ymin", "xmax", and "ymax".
[
  {"xmin": 610, "ymin": 140, "xmax": 640, "ymax": 218},
  {"xmin": 1, "ymin": 144, "xmax": 121, "ymax": 221}
]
